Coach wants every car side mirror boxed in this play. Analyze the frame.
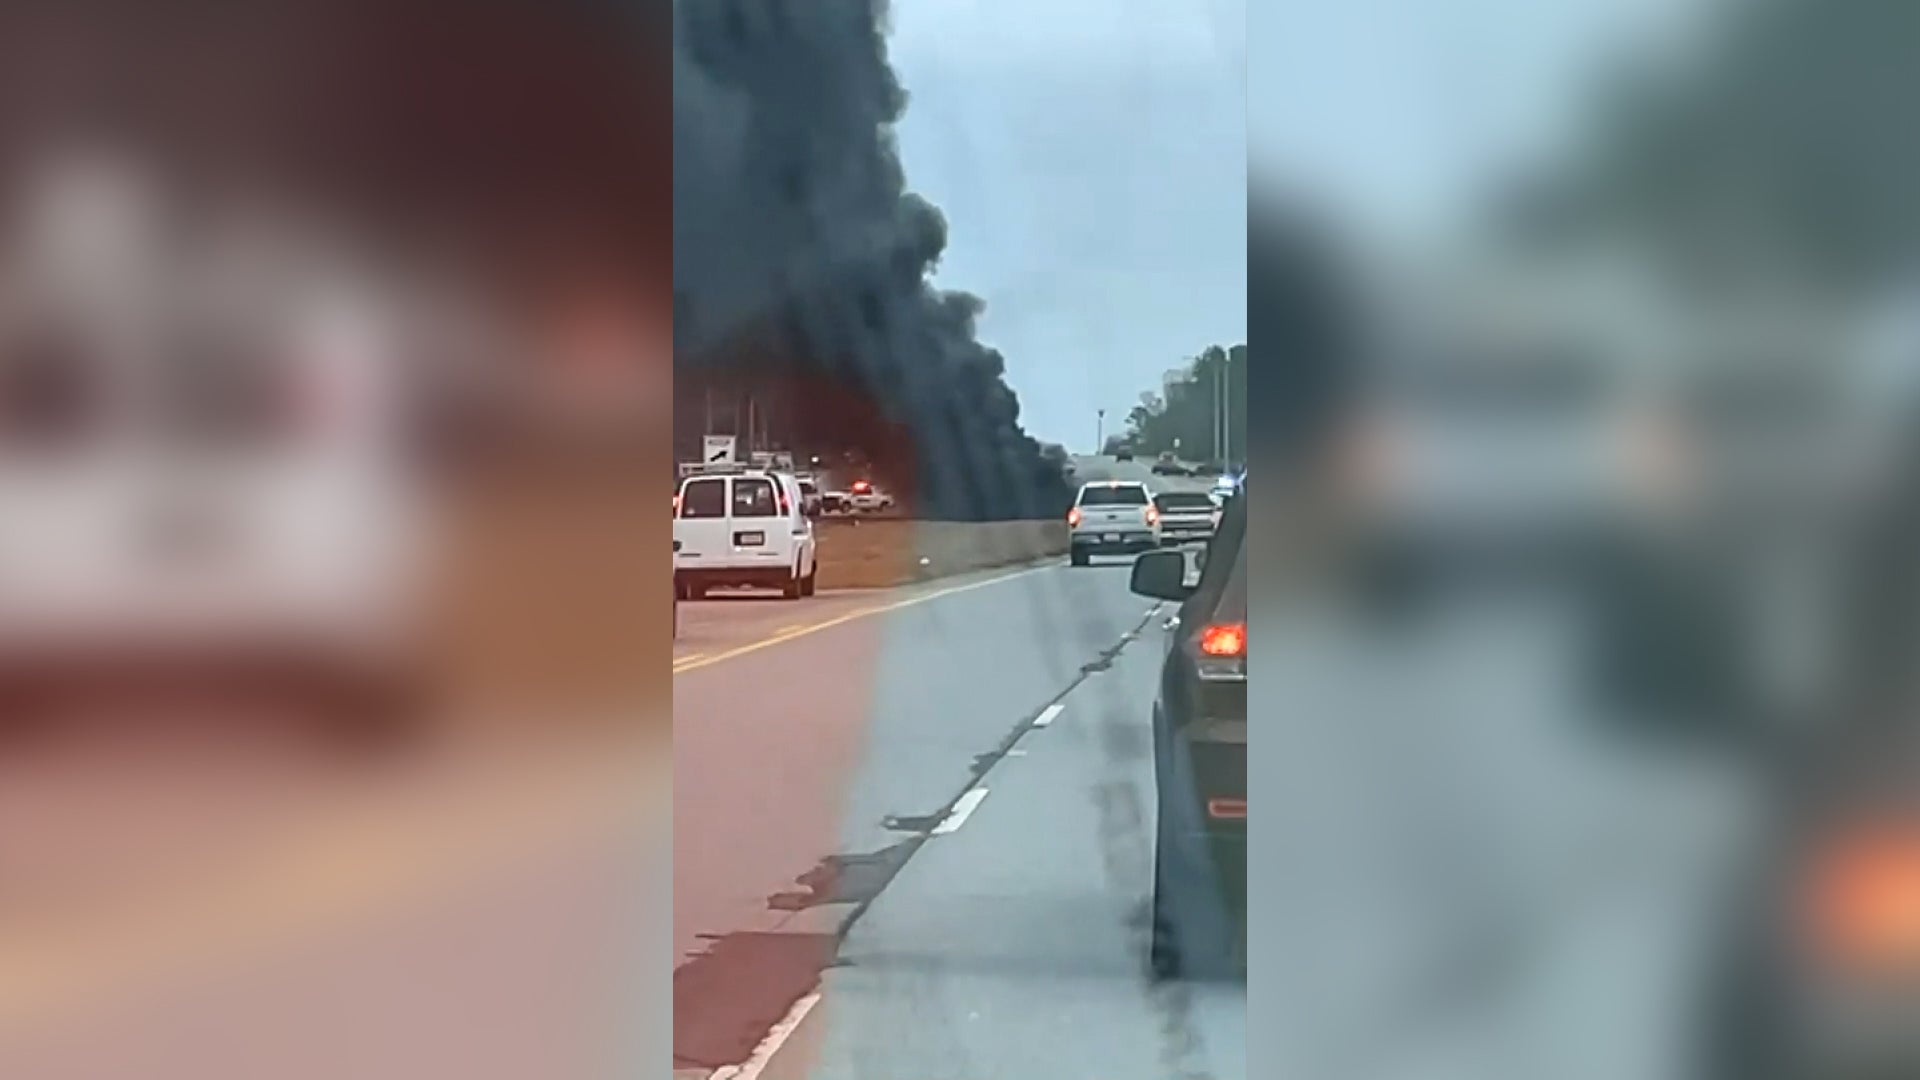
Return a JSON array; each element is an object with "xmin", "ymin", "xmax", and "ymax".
[{"xmin": 1130, "ymin": 550, "xmax": 1192, "ymax": 602}]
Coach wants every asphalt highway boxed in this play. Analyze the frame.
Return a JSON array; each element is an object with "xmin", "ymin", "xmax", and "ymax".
[{"xmin": 673, "ymin": 452, "xmax": 1771, "ymax": 1080}]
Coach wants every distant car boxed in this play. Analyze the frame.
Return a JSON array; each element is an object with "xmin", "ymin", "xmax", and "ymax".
[
  {"xmin": 848, "ymin": 481, "xmax": 892, "ymax": 513},
  {"xmin": 1067, "ymin": 480, "xmax": 1158, "ymax": 565},
  {"xmin": 1115, "ymin": 448, "xmax": 1135, "ymax": 462},
  {"xmin": 673, "ymin": 468, "xmax": 817, "ymax": 600},
  {"xmin": 821, "ymin": 492, "xmax": 850, "ymax": 514},
  {"xmin": 1151, "ymin": 460, "xmax": 1191, "ymax": 476},
  {"xmin": 1130, "ymin": 486, "xmax": 1246, "ymax": 978}
]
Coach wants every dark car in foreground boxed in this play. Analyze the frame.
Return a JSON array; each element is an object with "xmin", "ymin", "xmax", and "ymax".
[{"xmin": 1130, "ymin": 484, "xmax": 1247, "ymax": 978}]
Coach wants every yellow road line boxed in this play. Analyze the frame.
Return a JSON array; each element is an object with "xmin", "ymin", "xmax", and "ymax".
[{"xmin": 670, "ymin": 564, "xmax": 1051, "ymax": 676}]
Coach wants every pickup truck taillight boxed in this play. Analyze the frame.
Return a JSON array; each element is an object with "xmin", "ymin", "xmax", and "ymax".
[
  {"xmin": 1145, "ymin": 506, "xmax": 1160, "ymax": 526},
  {"xmin": 1067, "ymin": 507, "xmax": 1081, "ymax": 527}
]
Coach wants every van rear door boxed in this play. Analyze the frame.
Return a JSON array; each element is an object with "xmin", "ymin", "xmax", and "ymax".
[
  {"xmin": 727, "ymin": 474, "xmax": 793, "ymax": 571},
  {"xmin": 674, "ymin": 476, "xmax": 732, "ymax": 567}
]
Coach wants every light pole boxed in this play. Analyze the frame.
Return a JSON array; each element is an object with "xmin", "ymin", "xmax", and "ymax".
[
  {"xmin": 1213, "ymin": 357, "xmax": 1225, "ymax": 462},
  {"xmin": 1096, "ymin": 408, "xmax": 1105, "ymax": 454},
  {"xmin": 1222, "ymin": 350, "xmax": 1232, "ymax": 463}
]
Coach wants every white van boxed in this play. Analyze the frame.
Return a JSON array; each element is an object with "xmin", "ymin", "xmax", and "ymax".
[{"xmin": 673, "ymin": 468, "xmax": 818, "ymax": 600}]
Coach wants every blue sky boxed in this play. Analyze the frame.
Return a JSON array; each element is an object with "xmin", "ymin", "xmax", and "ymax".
[
  {"xmin": 887, "ymin": 0, "xmax": 1247, "ymax": 450},
  {"xmin": 885, "ymin": 0, "xmax": 1694, "ymax": 450}
]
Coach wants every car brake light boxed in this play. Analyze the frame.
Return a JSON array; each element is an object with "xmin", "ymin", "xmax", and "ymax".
[
  {"xmin": 1067, "ymin": 507, "xmax": 1081, "ymax": 527},
  {"xmin": 1803, "ymin": 822, "xmax": 1920, "ymax": 973},
  {"xmin": 1198, "ymin": 622, "xmax": 1246, "ymax": 658},
  {"xmin": 1145, "ymin": 505, "xmax": 1159, "ymax": 526}
]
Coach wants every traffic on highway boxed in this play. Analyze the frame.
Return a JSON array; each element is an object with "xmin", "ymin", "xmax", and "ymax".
[{"xmin": 672, "ymin": 452, "xmax": 1246, "ymax": 1078}]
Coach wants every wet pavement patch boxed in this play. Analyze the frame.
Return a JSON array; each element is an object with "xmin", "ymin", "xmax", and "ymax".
[
  {"xmin": 881, "ymin": 811, "xmax": 946, "ymax": 833},
  {"xmin": 767, "ymin": 841, "xmax": 916, "ymax": 910},
  {"xmin": 1081, "ymin": 639, "xmax": 1129, "ymax": 675},
  {"xmin": 672, "ymin": 930, "xmax": 837, "ymax": 1070}
]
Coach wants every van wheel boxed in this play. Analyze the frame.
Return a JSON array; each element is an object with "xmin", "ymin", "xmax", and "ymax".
[
  {"xmin": 1070, "ymin": 546, "xmax": 1090, "ymax": 567},
  {"xmin": 781, "ymin": 570, "xmax": 803, "ymax": 600},
  {"xmin": 801, "ymin": 570, "xmax": 817, "ymax": 597}
]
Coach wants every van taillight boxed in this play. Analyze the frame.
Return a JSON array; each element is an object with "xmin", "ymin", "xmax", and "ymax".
[
  {"xmin": 1198, "ymin": 622, "xmax": 1246, "ymax": 658},
  {"xmin": 1067, "ymin": 507, "xmax": 1081, "ymax": 527}
]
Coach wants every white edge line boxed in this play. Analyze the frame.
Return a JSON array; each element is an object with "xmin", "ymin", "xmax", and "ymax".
[
  {"xmin": 1032, "ymin": 703, "xmax": 1065, "ymax": 728},
  {"xmin": 930, "ymin": 787, "xmax": 990, "ymax": 835},
  {"xmin": 708, "ymin": 991, "xmax": 822, "ymax": 1080}
]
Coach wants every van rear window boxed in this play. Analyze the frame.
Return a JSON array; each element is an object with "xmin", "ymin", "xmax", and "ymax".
[
  {"xmin": 679, "ymin": 478, "xmax": 727, "ymax": 518},
  {"xmin": 733, "ymin": 478, "xmax": 780, "ymax": 518}
]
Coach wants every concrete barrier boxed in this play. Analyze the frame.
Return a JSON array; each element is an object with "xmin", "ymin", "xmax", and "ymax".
[{"xmin": 813, "ymin": 518, "xmax": 1068, "ymax": 589}]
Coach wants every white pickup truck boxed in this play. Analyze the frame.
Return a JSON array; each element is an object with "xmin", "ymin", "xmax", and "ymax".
[{"xmin": 1068, "ymin": 481, "xmax": 1158, "ymax": 565}]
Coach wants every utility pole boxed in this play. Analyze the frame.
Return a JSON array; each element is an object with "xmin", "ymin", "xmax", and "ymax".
[{"xmin": 1096, "ymin": 409, "xmax": 1105, "ymax": 453}]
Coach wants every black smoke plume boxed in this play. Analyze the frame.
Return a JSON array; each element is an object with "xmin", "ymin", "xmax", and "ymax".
[{"xmin": 673, "ymin": 0, "xmax": 1071, "ymax": 520}]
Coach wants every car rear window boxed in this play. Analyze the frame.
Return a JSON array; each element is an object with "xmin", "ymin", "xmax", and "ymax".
[
  {"xmin": 679, "ymin": 478, "xmax": 727, "ymax": 518},
  {"xmin": 1078, "ymin": 484, "xmax": 1149, "ymax": 507},
  {"xmin": 1154, "ymin": 492, "xmax": 1214, "ymax": 512},
  {"xmin": 732, "ymin": 477, "xmax": 780, "ymax": 518}
]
